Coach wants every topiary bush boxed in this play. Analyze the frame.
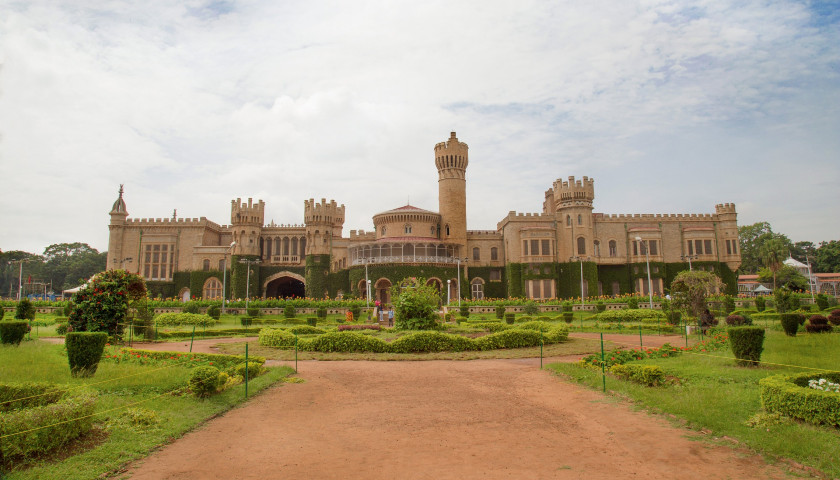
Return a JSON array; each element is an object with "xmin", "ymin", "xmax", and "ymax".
[
  {"xmin": 459, "ymin": 305, "xmax": 470, "ymax": 318},
  {"xmin": 495, "ymin": 305, "xmax": 505, "ymax": 319},
  {"xmin": 725, "ymin": 314, "xmax": 750, "ymax": 326},
  {"xmin": 65, "ymin": 331, "xmax": 108, "ymax": 377},
  {"xmin": 317, "ymin": 306, "xmax": 327, "ymax": 319},
  {"xmin": 805, "ymin": 315, "xmax": 833, "ymax": 333},
  {"xmin": 284, "ymin": 305, "xmax": 296, "ymax": 318},
  {"xmin": 625, "ymin": 297, "xmax": 639, "ymax": 309},
  {"xmin": 827, "ymin": 310, "xmax": 840, "ymax": 326},
  {"xmin": 723, "ymin": 296, "xmax": 736, "ymax": 314},
  {"xmin": 307, "ymin": 317, "xmax": 317, "ymax": 327},
  {"xmin": 189, "ymin": 366, "xmax": 223, "ymax": 397},
  {"xmin": 759, "ymin": 371, "xmax": 840, "ymax": 427},
  {"xmin": 728, "ymin": 326, "xmax": 765, "ymax": 366},
  {"xmin": 206, "ymin": 304, "xmax": 221, "ymax": 320},
  {"xmin": 474, "ymin": 329, "xmax": 544, "ymax": 350},
  {"xmin": 524, "ymin": 301, "xmax": 539, "ymax": 315},
  {"xmin": 563, "ymin": 312, "xmax": 573, "ymax": 323},
  {"xmin": 14, "ymin": 298, "xmax": 36, "ymax": 321},
  {"xmin": 610, "ymin": 364, "xmax": 665, "ymax": 386},
  {"xmin": 780, "ymin": 313, "xmax": 802, "ymax": 336},
  {"xmin": 595, "ymin": 301, "xmax": 606, "ymax": 313},
  {"xmin": 390, "ymin": 331, "xmax": 474, "ymax": 353},
  {"xmin": 815, "ymin": 294, "xmax": 829, "ymax": 312},
  {"xmin": 755, "ymin": 296, "xmax": 766, "ymax": 312},
  {"xmin": 288, "ymin": 325, "xmax": 325, "ymax": 335},
  {"xmin": 303, "ymin": 331, "xmax": 389, "ymax": 353},
  {"xmin": 504, "ymin": 313, "xmax": 515, "ymax": 325},
  {"xmin": 0, "ymin": 321, "xmax": 29, "ymax": 345},
  {"xmin": 69, "ymin": 270, "xmax": 146, "ymax": 336},
  {"xmin": 229, "ymin": 361, "xmax": 264, "ymax": 379},
  {"xmin": 350, "ymin": 305, "xmax": 361, "ymax": 321},
  {"xmin": 182, "ymin": 302, "xmax": 200, "ymax": 314},
  {"xmin": 246, "ymin": 306, "xmax": 259, "ymax": 317},
  {"xmin": 155, "ymin": 312, "xmax": 216, "ymax": 327}
]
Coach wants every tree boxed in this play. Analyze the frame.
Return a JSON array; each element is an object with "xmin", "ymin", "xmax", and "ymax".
[
  {"xmin": 737, "ymin": 222, "xmax": 793, "ymax": 274},
  {"xmin": 813, "ymin": 240, "xmax": 840, "ymax": 273},
  {"xmin": 757, "ymin": 265, "xmax": 808, "ymax": 291},
  {"xmin": 790, "ymin": 241, "xmax": 816, "ymax": 264},
  {"xmin": 761, "ymin": 237, "xmax": 787, "ymax": 290},
  {"xmin": 42, "ymin": 243, "xmax": 107, "ymax": 291},
  {"xmin": 69, "ymin": 269, "xmax": 146, "ymax": 336},
  {"xmin": 390, "ymin": 277, "xmax": 440, "ymax": 330},
  {"xmin": 670, "ymin": 270, "xmax": 723, "ymax": 318}
]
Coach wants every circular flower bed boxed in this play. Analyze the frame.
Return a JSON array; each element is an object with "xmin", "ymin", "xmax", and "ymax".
[{"xmin": 759, "ymin": 371, "xmax": 840, "ymax": 427}]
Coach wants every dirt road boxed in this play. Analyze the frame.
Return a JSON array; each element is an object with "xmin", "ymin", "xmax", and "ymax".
[{"xmin": 124, "ymin": 357, "xmax": 791, "ymax": 479}]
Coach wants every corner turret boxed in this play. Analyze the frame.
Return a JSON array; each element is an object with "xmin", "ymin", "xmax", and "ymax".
[{"xmin": 435, "ymin": 131, "xmax": 468, "ymax": 249}]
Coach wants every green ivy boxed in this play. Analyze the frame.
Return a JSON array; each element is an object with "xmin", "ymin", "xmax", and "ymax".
[
  {"xmin": 231, "ymin": 255, "xmax": 260, "ymax": 299},
  {"xmin": 145, "ymin": 281, "xmax": 176, "ymax": 299},
  {"xmin": 305, "ymin": 254, "xmax": 331, "ymax": 298},
  {"xmin": 465, "ymin": 266, "xmax": 507, "ymax": 299},
  {"xmin": 347, "ymin": 264, "xmax": 459, "ymax": 301},
  {"xmin": 506, "ymin": 263, "xmax": 523, "ymax": 298}
]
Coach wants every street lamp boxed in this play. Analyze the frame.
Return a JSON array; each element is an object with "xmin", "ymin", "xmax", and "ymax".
[
  {"xmin": 456, "ymin": 257, "xmax": 468, "ymax": 307},
  {"xmin": 680, "ymin": 254, "xmax": 697, "ymax": 271},
  {"xmin": 806, "ymin": 254, "xmax": 816, "ymax": 304},
  {"xmin": 8, "ymin": 260, "xmax": 26, "ymax": 301},
  {"xmin": 364, "ymin": 258, "xmax": 370, "ymax": 308},
  {"xmin": 447, "ymin": 279, "xmax": 451, "ymax": 306},
  {"xmin": 635, "ymin": 237, "xmax": 654, "ymax": 310},
  {"xmin": 221, "ymin": 241, "xmax": 236, "ymax": 314},
  {"xmin": 571, "ymin": 255, "xmax": 589, "ymax": 311},
  {"xmin": 238, "ymin": 257, "xmax": 261, "ymax": 310}
]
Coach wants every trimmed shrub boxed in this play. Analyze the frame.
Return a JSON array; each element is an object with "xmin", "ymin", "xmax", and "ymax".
[
  {"xmin": 189, "ymin": 366, "xmax": 223, "ymax": 397},
  {"xmin": 246, "ymin": 306, "xmax": 259, "ymax": 317},
  {"xmin": 390, "ymin": 331, "xmax": 474, "ymax": 353},
  {"xmin": 350, "ymin": 305, "xmax": 362, "ymax": 321},
  {"xmin": 229, "ymin": 361, "xmax": 264, "ymax": 379},
  {"xmin": 304, "ymin": 331, "xmax": 389, "ymax": 353},
  {"xmin": 728, "ymin": 326, "xmax": 765, "ymax": 366},
  {"xmin": 625, "ymin": 297, "xmax": 639, "ymax": 309},
  {"xmin": 0, "ymin": 383, "xmax": 96, "ymax": 462},
  {"xmin": 780, "ymin": 313, "xmax": 802, "ymax": 336},
  {"xmin": 594, "ymin": 309, "xmax": 666, "ymax": 324},
  {"xmin": 563, "ymin": 312, "xmax": 574, "ymax": 323},
  {"xmin": 14, "ymin": 298, "xmax": 36, "ymax": 320},
  {"xmin": 65, "ymin": 331, "xmax": 108, "ymax": 377},
  {"xmin": 398, "ymin": 316, "xmax": 438, "ymax": 331},
  {"xmin": 723, "ymin": 296, "xmax": 736, "ymax": 314},
  {"xmin": 284, "ymin": 305, "xmax": 296, "ymax": 318},
  {"xmin": 474, "ymin": 329, "xmax": 544, "ymax": 350},
  {"xmin": 595, "ymin": 301, "xmax": 606, "ymax": 313},
  {"xmin": 815, "ymin": 294, "xmax": 829, "ymax": 311},
  {"xmin": 827, "ymin": 310, "xmax": 840, "ymax": 326},
  {"xmin": 562, "ymin": 301, "xmax": 573, "ymax": 313},
  {"xmin": 155, "ymin": 312, "xmax": 216, "ymax": 327},
  {"xmin": 725, "ymin": 314, "xmax": 747, "ymax": 326},
  {"xmin": 121, "ymin": 348, "xmax": 263, "ymax": 369},
  {"xmin": 182, "ymin": 302, "xmax": 200, "ymax": 314},
  {"xmin": 459, "ymin": 305, "xmax": 470, "ymax": 318},
  {"xmin": 470, "ymin": 322, "xmax": 512, "ymax": 332},
  {"xmin": 206, "ymin": 304, "xmax": 221, "ymax": 320},
  {"xmin": 337, "ymin": 324, "xmax": 381, "ymax": 331},
  {"xmin": 306, "ymin": 317, "xmax": 317, "ymax": 327},
  {"xmin": 504, "ymin": 313, "xmax": 515, "ymax": 325},
  {"xmin": 0, "ymin": 321, "xmax": 29, "ymax": 345},
  {"xmin": 759, "ymin": 371, "xmax": 840, "ymax": 427},
  {"xmin": 259, "ymin": 328, "xmax": 297, "ymax": 347},
  {"xmin": 805, "ymin": 315, "xmax": 832, "ymax": 333},
  {"xmin": 610, "ymin": 364, "xmax": 665, "ymax": 386},
  {"xmin": 240, "ymin": 317, "xmax": 253, "ymax": 327},
  {"xmin": 524, "ymin": 301, "xmax": 539, "ymax": 315},
  {"xmin": 56, "ymin": 323, "xmax": 69, "ymax": 335},
  {"xmin": 454, "ymin": 316, "xmax": 466, "ymax": 324},
  {"xmin": 789, "ymin": 295, "xmax": 801, "ymax": 311},
  {"xmin": 495, "ymin": 305, "xmax": 505, "ymax": 319},
  {"xmin": 316, "ymin": 306, "xmax": 327, "ymax": 319},
  {"xmin": 755, "ymin": 296, "xmax": 766, "ymax": 312},
  {"xmin": 288, "ymin": 325, "xmax": 326, "ymax": 335}
]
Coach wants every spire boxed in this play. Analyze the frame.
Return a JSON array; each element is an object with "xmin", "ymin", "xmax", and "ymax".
[{"xmin": 110, "ymin": 184, "xmax": 128, "ymax": 215}]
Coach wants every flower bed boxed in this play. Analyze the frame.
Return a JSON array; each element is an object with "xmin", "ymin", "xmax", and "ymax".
[
  {"xmin": 104, "ymin": 348, "xmax": 264, "ymax": 370},
  {"xmin": 759, "ymin": 371, "xmax": 840, "ymax": 427},
  {"xmin": 0, "ymin": 383, "xmax": 97, "ymax": 462},
  {"xmin": 580, "ymin": 332, "xmax": 729, "ymax": 369}
]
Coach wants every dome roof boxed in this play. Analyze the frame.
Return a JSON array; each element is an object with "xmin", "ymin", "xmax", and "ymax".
[
  {"xmin": 110, "ymin": 185, "xmax": 127, "ymax": 215},
  {"xmin": 374, "ymin": 204, "xmax": 438, "ymax": 216}
]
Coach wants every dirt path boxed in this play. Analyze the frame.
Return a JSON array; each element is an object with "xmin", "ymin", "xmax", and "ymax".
[{"xmin": 124, "ymin": 358, "xmax": 792, "ymax": 479}]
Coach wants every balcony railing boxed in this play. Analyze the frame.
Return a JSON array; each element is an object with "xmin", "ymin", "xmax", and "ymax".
[
  {"xmin": 351, "ymin": 255, "xmax": 462, "ymax": 266},
  {"xmin": 271, "ymin": 255, "xmax": 300, "ymax": 264}
]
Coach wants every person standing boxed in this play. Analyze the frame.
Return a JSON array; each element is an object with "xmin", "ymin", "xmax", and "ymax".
[{"xmin": 388, "ymin": 307, "xmax": 394, "ymax": 327}]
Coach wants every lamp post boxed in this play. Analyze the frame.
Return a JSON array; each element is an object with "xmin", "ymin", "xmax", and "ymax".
[
  {"xmin": 447, "ymin": 279, "xmax": 451, "ymax": 306},
  {"xmin": 680, "ymin": 254, "xmax": 697, "ymax": 271},
  {"xmin": 9, "ymin": 260, "xmax": 26, "ymax": 301},
  {"xmin": 238, "ymin": 258, "xmax": 261, "ymax": 311},
  {"xmin": 635, "ymin": 237, "xmax": 654, "ymax": 310},
  {"xmin": 571, "ymin": 255, "xmax": 588, "ymax": 310},
  {"xmin": 806, "ymin": 254, "xmax": 816, "ymax": 304},
  {"xmin": 364, "ymin": 259, "xmax": 370, "ymax": 308},
  {"xmin": 222, "ymin": 241, "xmax": 236, "ymax": 314},
  {"xmin": 456, "ymin": 257, "xmax": 468, "ymax": 308}
]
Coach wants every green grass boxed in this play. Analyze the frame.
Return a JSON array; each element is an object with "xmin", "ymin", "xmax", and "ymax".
[
  {"xmin": 0, "ymin": 340, "xmax": 294, "ymax": 479},
  {"xmin": 547, "ymin": 330, "xmax": 840, "ymax": 478}
]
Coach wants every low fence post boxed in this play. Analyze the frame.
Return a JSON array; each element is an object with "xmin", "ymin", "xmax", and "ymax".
[
  {"xmin": 189, "ymin": 325, "xmax": 195, "ymax": 352},
  {"xmin": 600, "ymin": 332, "xmax": 606, "ymax": 393},
  {"xmin": 245, "ymin": 342, "xmax": 249, "ymax": 399}
]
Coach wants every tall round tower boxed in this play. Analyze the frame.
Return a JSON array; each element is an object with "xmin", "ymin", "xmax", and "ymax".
[
  {"xmin": 552, "ymin": 176, "xmax": 595, "ymax": 261},
  {"xmin": 435, "ymin": 132, "xmax": 468, "ymax": 251}
]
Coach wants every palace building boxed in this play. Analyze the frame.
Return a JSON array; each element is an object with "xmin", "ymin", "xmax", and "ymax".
[{"xmin": 106, "ymin": 132, "xmax": 742, "ymax": 303}]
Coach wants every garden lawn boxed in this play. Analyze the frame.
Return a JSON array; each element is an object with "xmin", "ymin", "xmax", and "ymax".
[
  {"xmin": 547, "ymin": 330, "xmax": 840, "ymax": 478},
  {"xmin": 0, "ymin": 340, "xmax": 293, "ymax": 480}
]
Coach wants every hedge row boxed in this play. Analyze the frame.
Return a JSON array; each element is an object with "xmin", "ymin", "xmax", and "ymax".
[
  {"xmin": 0, "ymin": 383, "xmax": 97, "ymax": 461},
  {"xmin": 759, "ymin": 371, "xmax": 840, "ymax": 427},
  {"xmin": 155, "ymin": 327, "xmax": 262, "ymax": 339},
  {"xmin": 258, "ymin": 322, "xmax": 569, "ymax": 353},
  {"xmin": 592, "ymin": 309, "xmax": 667, "ymax": 324},
  {"xmin": 154, "ymin": 313, "xmax": 216, "ymax": 327},
  {"xmin": 609, "ymin": 364, "xmax": 665, "ymax": 386},
  {"xmin": 120, "ymin": 348, "xmax": 264, "ymax": 370}
]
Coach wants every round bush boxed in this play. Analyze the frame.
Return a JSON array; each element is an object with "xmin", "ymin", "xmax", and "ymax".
[
  {"xmin": 504, "ymin": 313, "xmax": 515, "ymax": 325},
  {"xmin": 55, "ymin": 323, "xmax": 69, "ymax": 335},
  {"xmin": 524, "ymin": 302, "xmax": 539, "ymax": 315},
  {"xmin": 317, "ymin": 307, "xmax": 327, "ymax": 319},
  {"xmin": 563, "ymin": 312, "xmax": 574, "ymax": 323},
  {"xmin": 495, "ymin": 305, "xmax": 505, "ymax": 319},
  {"xmin": 288, "ymin": 325, "xmax": 326, "ymax": 335},
  {"xmin": 283, "ymin": 305, "xmax": 296, "ymax": 318},
  {"xmin": 306, "ymin": 317, "xmax": 318, "ymax": 327},
  {"xmin": 805, "ymin": 315, "xmax": 833, "ymax": 333},
  {"xmin": 65, "ymin": 332, "xmax": 108, "ymax": 377},
  {"xmin": 189, "ymin": 366, "xmax": 223, "ymax": 397},
  {"xmin": 827, "ymin": 310, "xmax": 840, "ymax": 326},
  {"xmin": 258, "ymin": 328, "xmax": 297, "ymax": 347},
  {"xmin": 14, "ymin": 298, "xmax": 36, "ymax": 321},
  {"xmin": 728, "ymin": 326, "xmax": 765, "ymax": 366},
  {"xmin": 459, "ymin": 305, "xmax": 470, "ymax": 318},
  {"xmin": 182, "ymin": 302, "xmax": 200, "ymax": 314},
  {"xmin": 0, "ymin": 321, "xmax": 29, "ymax": 345},
  {"xmin": 247, "ymin": 307, "xmax": 260, "ymax": 317},
  {"xmin": 725, "ymin": 314, "xmax": 749, "ymax": 326},
  {"xmin": 229, "ymin": 361, "xmax": 264, "ymax": 379},
  {"xmin": 350, "ymin": 306, "xmax": 362, "ymax": 320},
  {"xmin": 154, "ymin": 312, "xmax": 216, "ymax": 327},
  {"xmin": 206, "ymin": 304, "xmax": 221, "ymax": 320},
  {"xmin": 780, "ymin": 313, "xmax": 802, "ymax": 336}
]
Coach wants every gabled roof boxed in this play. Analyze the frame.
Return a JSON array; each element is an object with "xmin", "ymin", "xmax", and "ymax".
[{"xmin": 374, "ymin": 204, "xmax": 439, "ymax": 216}]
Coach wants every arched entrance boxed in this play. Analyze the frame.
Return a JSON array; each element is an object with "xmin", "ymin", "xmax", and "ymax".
[
  {"xmin": 375, "ymin": 278, "xmax": 392, "ymax": 305},
  {"xmin": 179, "ymin": 287, "xmax": 190, "ymax": 302},
  {"xmin": 264, "ymin": 272, "xmax": 306, "ymax": 299}
]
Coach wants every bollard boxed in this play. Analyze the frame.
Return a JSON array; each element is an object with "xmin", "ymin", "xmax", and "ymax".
[
  {"xmin": 639, "ymin": 324, "xmax": 643, "ymax": 350},
  {"xmin": 540, "ymin": 337, "xmax": 543, "ymax": 369},
  {"xmin": 129, "ymin": 321, "xmax": 133, "ymax": 348},
  {"xmin": 245, "ymin": 343, "xmax": 249, "ymax": 399},
  {"xmin": 294, "ymin": 334, "xmax": 298, "ymax": 373},
  {"xmin": 189, "ymin": 325, "xmax": 196, "ymax": 352},
  {"xmin": 600, "ymin": 332, "xmax": 606, "ymax": 393}
]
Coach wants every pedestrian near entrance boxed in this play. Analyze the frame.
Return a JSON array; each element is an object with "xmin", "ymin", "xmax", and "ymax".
[{"xmin": 388, "ymin": 308, "xmax": 394, "ymax": 326}]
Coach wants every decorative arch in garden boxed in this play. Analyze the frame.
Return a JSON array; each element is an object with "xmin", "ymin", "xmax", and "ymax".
[{"xmin": 263, "ymin": 271, "xmax": 306, "ymax": 299}]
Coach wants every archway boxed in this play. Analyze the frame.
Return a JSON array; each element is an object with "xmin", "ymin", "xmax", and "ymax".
[
  {"xmin": 375, "ymin": 278, "xmax": 392, "ymax": 305},
  {"xmin": 179, "ymin": 287, "xmax": 190, "ymax": 302},
  {"xmin": 264, "ymin": 271, "xmax": 306, "ymax": 299}
]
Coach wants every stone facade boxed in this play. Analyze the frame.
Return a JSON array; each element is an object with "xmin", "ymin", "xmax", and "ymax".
[{"xmin": 106, "ymin": 132, "xmax": 741, "ymax": 302}]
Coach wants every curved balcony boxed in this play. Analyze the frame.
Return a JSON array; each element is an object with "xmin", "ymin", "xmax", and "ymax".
[{"xmin": 349, "ymin": 242, "xmax": 462, "ymax": 266}]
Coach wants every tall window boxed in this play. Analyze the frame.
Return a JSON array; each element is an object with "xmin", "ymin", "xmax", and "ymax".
[
  {"xmin": 473, "ymin": 247, "xmax": 480, "ymax": 260},
  {"xmin": 593, "ymin": 240, "xmax": 601, "ymax": 257},
  {"xmin": 687, "ymin": 240, "xmax": 694, "ymax": 255},
  {"xmin": 489, "ymin": 269, "xmax": 502, "ymax": 281},
  {"xmin": 695, "ymin": 239, "xmax": 703, "ymax": 255},
  {"xmin": 490, "ymin": 247, "xmax": 498, "ymax": 260},
  {"xmin": 541, "ymin": 239, "xmax": 551, "ymax": 255},
  {"xmin": 577, "ymin": 237, "xmax": 586, "ymax": 255},
  {"xmin": 203, "ymin": 259, "xmax": 210, "ymax": 271},
  {"xmin": 530, "ymin": 239, "xmax": 539, "ymax": 256},
  {"xmin": 522, "ymin": 240, "xmax": 528, "ymax": 256},
  {"xmin": 218, "ymin": 259, "xmax": 225, "ymax": 270},
  {"xmin": 649, "ymin": 240, "xmax": 658, "ymax": 255},
  {"xmin": 704, "ymin": 239, "xmax": 713, "ymax": 255},
  {"xmin": 405, "ymin": 224, "xmax": 412, "ymax": 234},
  {"xmin": 143, "ymin": 244, "xmax": 175, "ymax": 281},
  {"xmin": 577, "ymin": 214, "xmax": 582, "ymax": 225},
  {"xmin": 445, "ymin": 225, "xmax": 450, "ymax": 236},
  {"xmin": 471, "ymin": 278, "xmax": 484, "ymax": 299},
  {"xmin": 566, "ymin": 215, "xmax": 571, "ymax": 226},
  {"xmin": 609, "ymin": 240, "xmax": 617, "ymax": 257},
  {"xmin": 203, "ymin": 277, "xmax": 222, "ymax": 299}
]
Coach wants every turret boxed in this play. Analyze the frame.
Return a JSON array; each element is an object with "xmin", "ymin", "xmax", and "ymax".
[
  {"xmin": 230, "ymin": 198, "xmax": 264, "ymax": 256},
  {"xmin": 435, "ymin": 131, "xmax": 468, "ymax": 249},
  {"xmin": 107, "ymin": 185, "xmax": 129, "ymax": 270},
  {"xmin": 552, "ymin": 176, "xmax": 596, "ymax": 261},
  {"xmin": 304, "ymin": 198, "xmax": 345, "ymax": 255}
]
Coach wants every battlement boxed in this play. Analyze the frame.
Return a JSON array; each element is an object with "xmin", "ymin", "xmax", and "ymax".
[
  {"xmin": 595, "ymin": 212, "xmax": 717, "ymax": 221},
  {"xmin": 349, "ymin": 229, "xmax": 376, "ymax": 240},
  {"xmin": 552, "ymin": 175, "xmax": 595, "ymax": 205},
  {"xmin": 304, "ymin": 198, "xmax": 345, "ymax": 226},
  {"xmin": 231, "ymin": 198, "xmax": 265, "ymax": 225},
  {"xmin": 467, "ymin": 230, "xmax": 502, "ymax": 237},
  {"xmin": 715, "ymin": 203, "xmax": 737, "ymax": 214},
  {"xmin": 125, "ymin": 217, "xmax": 221, "ymax": 229},
  {"xmin": 434, "ymin": 131, "xmax": 469, "ymax": 175}
]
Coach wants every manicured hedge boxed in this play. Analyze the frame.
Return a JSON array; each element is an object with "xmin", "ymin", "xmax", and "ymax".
[
  {"xmin": 154, "ymin": 312, "xmax": 216, "ymax": 327},
  {"xmin": 780, "ymin": 313, "xmax": 802, "ymax": 336},
  {"xmin": 727, "ymin": 326, "xmax": 765, "ymax": 366},
  {"xmin": 337, "ymin": 324, "xmax": 381, "ymax": 331},
  {"xmin": 189, "ymin": 366, "xmax": 223, "ymax": 397},
  {"xmin": 759, "ymin": 371, "xmax": 840, "ymax": 427},
  {"xmin": 593, "ymin": 309, "xmax": 666, "ymax": 324},
  {"xmin": 66, "ymin": 332, "xmax": 108, "ymax": 377},
  {"xmin": 0, "ymin": 321, "xmax": 29, "ymax": 345},
  {"xmin": 156, "ymin": 327, "xmax": 262, "ymax": 339},
  {"xmin": 0, "ymin": 383, "xmax": 96, "ymax": 461},
  {"xmin": 300, "ymin": 331, "xmax": 390, "ymax": 353},
  {"xmin": 609, "ymin": 364, "xmax": 665, "ymax": 386},
  {"xmin": 390, "ymin": 331, "xmax": 474, "ymax": 353},
  {"xmin": 120, "ymin": 348, "xmax": 264, "ymax": 369}
]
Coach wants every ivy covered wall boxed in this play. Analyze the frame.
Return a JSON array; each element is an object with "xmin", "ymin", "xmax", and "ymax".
[
  {"xmin": 505, "ymin": 263, "xmax": 523, "ymax": 298},
  {"xmin": 348, "ymin": 264, "xmax": 461, "ymax": 300},
  {"xmin": 305, "ymin": 254, "xmax": 331, "ymax": 298},
  {"xmin": 465, "ymin": 266, "xmax": 507, "ymax": 299},
  {"xmin": 231, "ymin": 255, "xmax": 261, "ymax": 299}
]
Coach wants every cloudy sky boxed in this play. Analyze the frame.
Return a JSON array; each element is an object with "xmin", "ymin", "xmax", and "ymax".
[{"xmin": 1, "ymin": 0, "xmax": 838, "ymax": 255}]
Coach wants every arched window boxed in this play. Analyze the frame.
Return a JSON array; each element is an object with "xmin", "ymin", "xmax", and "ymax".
[
  {"xmin": 577, "ymin": 237, "xmax": 586, "ymax": 255},
  {"xmin": 203, "ymin": 277, "xmax": 222, "ymax": 299},
  {"xmin": 218, "ymin": 259, "xmax": 225, "ymax": 270},
  {"xmin": 202, "ymin": 259, "xmax": 210, "ymax": 271},
  {"xmin": 609, "ymin": 240, "xmax": 617, "ymax": 257},
  {"xmin": 578, "ymin": 214, "xmax": 582, "ymax": 225},
  {"xmin": 404, "ymin": 224, "xmax": 412, "ymax": 234},
  {"xmin": 445, "ymin": 224, "xmax": 450, "ymax": 236},
  {"xmin": 490, "ymin": 247, "xmax": 498, "ymax": 260},
  {"xmin": 566, "ymin": 215, "xmax": 571, "ymax": 226},
  {"xmin": 593, "ymin": 240, "xmax": 601, "ymax": 257},
  {"xmin": 471, "ymin": 278, "xmax": 485, "ymax": 299},
  {"xmin": 473, "ymin": 247, "xmax": 480, "ymax": 260},
  {"xmin": 382, "ymin": 226, "xmax": 386, "ymax": 236}
]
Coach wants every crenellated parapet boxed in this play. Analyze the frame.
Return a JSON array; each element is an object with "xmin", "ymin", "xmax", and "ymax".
[
  {"xmin": 594, "ymin": 212, "xmax": 718, "ymax": 221},
  {"xmin": 231, "ymin": 198, "xmax": 265, "ymax": 226},
  {"xmin": 125, "ymin": 217, "xmax": 221, "ymax": 229},
  {"xmin": 552, "ymin": 175, "xmax": 595, "ymax": 210},
  {"xmin": 304, "ymin": 198, "xmax": 345, "ymax": 228}
]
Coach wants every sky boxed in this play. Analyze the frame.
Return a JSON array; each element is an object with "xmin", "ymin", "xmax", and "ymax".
[{"xmin": 1, "ymin": 0, "xmax": 838, "ymax": 255}]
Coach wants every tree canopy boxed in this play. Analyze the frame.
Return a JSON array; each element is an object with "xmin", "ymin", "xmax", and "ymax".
[
  {"xmin": 0, "ymin": 243, "xmax": 106, "ymax": 297},
  {"xmin": 670, "ymin": 270, "xmax": 722, "ymax": 318}
]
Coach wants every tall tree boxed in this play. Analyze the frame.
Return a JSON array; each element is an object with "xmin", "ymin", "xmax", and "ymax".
[
  {"xmin": 813, "ymin": 240, "xmax": 840, "ymax": 273},
  {"xmin": 738, "ymin": 222, "xmax": 793, "ymax": 274},
  {"xmin": 761, "ymin": 237, "xmax": 787, "ymax": 290}
]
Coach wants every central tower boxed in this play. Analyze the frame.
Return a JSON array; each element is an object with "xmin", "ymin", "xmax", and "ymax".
[{"xmin": 435, "ymin": 132, "xmax": 468, "ymax": 250}]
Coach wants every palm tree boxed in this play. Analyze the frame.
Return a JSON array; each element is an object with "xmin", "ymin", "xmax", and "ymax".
[{"xmin": 762, "ymin": 238, "xmax": 786, "ymax": 290}]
